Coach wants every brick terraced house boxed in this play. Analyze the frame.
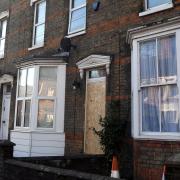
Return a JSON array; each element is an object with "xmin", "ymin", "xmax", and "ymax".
[{"xmin": 0, "ymin": 0, "xmax": 180, "ymax": 179}]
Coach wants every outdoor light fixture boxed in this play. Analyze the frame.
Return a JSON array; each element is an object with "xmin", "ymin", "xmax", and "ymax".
[
  {"xmin": 72, "ymin": 80, "xmax": 80, "ymax": 90},
  {"xmin": 92, "ymin": 0, "xmax": 100, "ymax": 11}
]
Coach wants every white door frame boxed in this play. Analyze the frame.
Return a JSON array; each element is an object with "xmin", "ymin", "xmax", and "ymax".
[{"xmin": 1, "ymin": 84, "xmax": 11, "ymax": 140}]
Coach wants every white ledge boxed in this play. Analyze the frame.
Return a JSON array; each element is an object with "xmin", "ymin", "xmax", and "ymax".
[
  {"xmin": 0, "ymin": 10, "xmax": 9, "ymax": 19},
  {"xmin": 139, "ymin": 3, "xmax": 173, "ymax": 17},
  {"xmin": 66, "ymin": 30, "xmax": 86, "ymax": 38},
  {"xmin": 28, "ymin": 44, "xmax": 44, "ymax": 51}
]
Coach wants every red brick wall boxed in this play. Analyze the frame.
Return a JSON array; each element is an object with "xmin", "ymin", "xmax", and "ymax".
[{"xmin": 0, "ymin": 0, "xmax": 180, "ymax": 179}]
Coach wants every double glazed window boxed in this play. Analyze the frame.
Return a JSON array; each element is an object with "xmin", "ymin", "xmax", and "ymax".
[
  {"xmin": 32, "ymin": 0, "xmax": 46, "ymax": 46},
  {"xmin": 146, "ymin": 0, "xmax": 172, "ymax": 9},
  {"xmin": 68, "ymin": 0, "xmax": 86, "ymax": 34},
  {"xmin": 139, "ymin": 35, "xmax": 179, "ymax": 133},
  {"xmin": 0, "ymin": 19, "xmax": 7, "ymax": 58},
  {"xmin": 37, "ymin": 67, "xmax": 57, "ymax": 128},
  {"xmin": 16, "ymin": 68, "xmax": 34, "ymax": 127},
  {"xmin": 16, "ymin": 66, "xmax": 59, "ymax": 129}
]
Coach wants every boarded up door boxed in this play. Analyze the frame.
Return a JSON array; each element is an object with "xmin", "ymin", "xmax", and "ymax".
[{"xmin": 85, "ymin": 70, "xmax": 106, "ymax": 154}]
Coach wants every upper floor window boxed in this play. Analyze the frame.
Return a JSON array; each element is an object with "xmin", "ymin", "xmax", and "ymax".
[
  {"xmin": 68, "ymin": 0, "xmax": 86, "ymax": 35},
  {"xmin": 0, "ymin": 19, "xmax": 7, "ymax": 58},
  {"xmin": 146, "ymin": 0, "xmax": 171, "ymax": 9},
  {"xmin": 139, "ymin": 0, "xmax": 173, "ymax": 16},
  {"xmin": 32, "ymin": 0, "xmax": 46, "ymax": 47}
]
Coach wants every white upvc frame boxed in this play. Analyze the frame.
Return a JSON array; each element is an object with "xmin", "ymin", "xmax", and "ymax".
[
  {"xmin": 14, "ymin": 64, "xmax": 66, "ymax": 133},
  {"xmin": 0, "ymin": 11, "xmax": 8, "ymax": 59},
  {"xmin": 15, "ymin": 67, "xmax": 34, "ymax": 129},
  {"xmin": 68, "ymin": 0, "xmax": 87, "ymax": 36},
  {"xmin": 30, "ymin": 0, "xmax": 46, "ymax": 49},
  {"xmin": 131, "ymin": 24, "xmax": 180, "ymax": 140},
  {"xmin": 35, "ymin": 66, "xmax": 57, "ymax": 131},
  {"xmin": 139, "ymin": 0, "xmax": 173, "ymax": 17}
]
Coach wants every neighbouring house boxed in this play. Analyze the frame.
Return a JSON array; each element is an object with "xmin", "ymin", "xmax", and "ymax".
[{"xmin": 0, "ymin": 0, "xmax": 180, "ymax": 179}]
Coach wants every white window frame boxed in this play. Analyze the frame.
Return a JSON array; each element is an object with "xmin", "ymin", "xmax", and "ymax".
[
  {"xmin": 131, "ymin": 23, "xmax": 180, "ymax": 140},
  {"xmin": 68, "ymin": 0, "xmax": 87, "ymax": 36},
  {"xmin": 0, "ymin": 11, "xmax": 9, "ymax": 59},
  {"xmin": 14, "ymin": 65, "xmax": 66, "ymax": 133},
  {"xmin": 15, "ymin": 67, "xmax": 34, "ymax": 129},
  {"xmin": 139, "ymin": 0, "xmax": 173, "ymax": 17},
  {"xmin": 35, "ymin": 66, "xmax": 57, "ymax": 130},
  {"xmin": 30, "ymin": 0, "xmax": 46, "ymax": 50}
]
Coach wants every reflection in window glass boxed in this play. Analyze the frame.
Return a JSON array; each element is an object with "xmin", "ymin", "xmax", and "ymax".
[
  {"xmin": 147, "ymin": 0, "xmax": 171, "ymax": 8},
  {"xmin": 18, "ymin": 69, "xmax": 27, "ymax": 97},
  {"xmin": 35, "ymin": 24, "xmax": 45, "ymax": 45},
  {"xmin": 33, "ymin": 0, "xmax": 46, "ymax": 46},
  {"xmin": 161, "ymin": 85, "xmax": 179, "ymax": 132},
  {"xmin": 72, "ymin": 0, "xmax": 86, "ymax": 8},
  {"xmin": 36, "ymin": 1, "xmax": 46, "ymax": 24},
  {"xmin": 69, "ymin": 0, "xmax": 86, "ymax": 34},
  {"xmin": 26, "ymin": 68, "xmax": 34, "ymax": 97},
  {"xmin": 140, "ymin": 35, "xmax": 179, "ymax": 133},
  {"xmin": 70, "ymin": 8, "xmax": 86, "ymax": 33},
  {"xmin": 142, "ymin": 87, "xmax": 160, "ymax": 132},
  {"xmin": 24, "ymin": 100, "xmax": 31, "ymax": 127},
  {"xmin": 37, "ymin": 100, "xmax": 54, "ymax": 128},
  {"xmin": 16, "ymin": 100, "xmax": 23, "ymax": 127},
  {"xmin": 89, "ymin": 69, "xmax": 106, "ymax": 79},
  {"xmin": 0, "ymin": 20, "xmax": 7, "ymax": 57},
  {"xmin": 158, "ymin": 35, "xmax": 177, "ymax": 84},
  {"xmin": 140, "ymin": 39, "xmax": 156, "ymax": 85},
  {"xmin": 38, "ymin": 67, "xmax": 57, "ymax": 97}
]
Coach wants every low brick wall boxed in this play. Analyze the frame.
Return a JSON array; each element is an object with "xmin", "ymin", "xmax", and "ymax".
[{"xmin": 4, "ymin": 159, "xmax": 121, "ymax": 180}]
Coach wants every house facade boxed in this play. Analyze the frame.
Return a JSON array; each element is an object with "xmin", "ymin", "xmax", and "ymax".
[{"xmin": 0, "ymin": 0, "xmax": 180, "ymax": 179}]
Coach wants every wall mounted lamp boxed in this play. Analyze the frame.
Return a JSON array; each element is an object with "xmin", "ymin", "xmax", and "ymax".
[{"xmin": 72, "ymin": 80, "xmax": 81, "ymax": 90}]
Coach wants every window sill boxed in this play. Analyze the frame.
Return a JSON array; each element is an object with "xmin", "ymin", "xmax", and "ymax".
[
  {"xmin": 0, "ymin": 55, "xmax": 4, "ymax": 59},
  {"xmin": 133, "ymin": 134, "xmax": 180, "ymax": 141},
  {"xmin": 28, "ymin": 44, "xmax": 44, "ymax": 51},
  {"xmin": 66, "ymin": 30, "xmax": 86, "ymax": 38},
  {"xmin": 139, "ymin": 3, "xmax": 173, "ymax": 17}
]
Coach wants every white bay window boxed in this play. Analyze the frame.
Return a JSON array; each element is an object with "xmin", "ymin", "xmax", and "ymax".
[
  {"xmin": 15, "ymin": 65, "xmax": 65, "ymax": 131},
  {"xmin": 129, "ymin": 20, "xmax": 180, "ymax": 139}
]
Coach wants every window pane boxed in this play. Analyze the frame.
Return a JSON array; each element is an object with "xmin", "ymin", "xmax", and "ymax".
[
  {"xmin": 38, "ymin": 67, "xmax": 57, "ymax": 97},
  {"xmin": 89, "ymin": 69, "xmax": 106, "ymax": 79},
  {"xmin": 35, "ymin": 24, "xmax": 45, "ymax": 45},
  {"xmin": 37, "ymin": 100, "xmax": 54, "ymax": 128},
  {"xmin": 70, "ymin": 7, "xmax": 86, "ymax": 32},
  {"xmin": 0, "ymin": 39, "xmax": 5, "ymax": 56},
  {"xmin": 2, "ymin": 20, "xmax": 7, "ymax": 38},
  {"xmin": 24, "ymin": 100, "xmax": 31, "ymax": 127},
  {"xmin": 0, "ymin": 21, "xmax": 2, "ymax": 38},
  {"xmin": 147, "ymin": 0, "xmax": 171, "ymax": 8},
  {"xmin": 72, "ymin": 0, "xmax": 86, "ymax": 8},
  {"xmin": 140, "ymin": 39, "xmax": 157, "ymax": 85},
  {"xmin": 142, "ymin": 87, "xmax": 160, "ymax": 132},
  {"xmin": 36, "ymin": 1, "xmax": 46, "ymax": 24},
  {"xmin": 161, "ymin": 85, "xmax": 179, "ymax": 132},
  {"xmin": 26, "ymin": 68, "xmax": 34, "ymax": 97},
  {"xmin": 18, "ymin": 69, "xmax": 27, "ymax": 97},
  {"xmin": 16, "ymin": 100, "xmax": 23, "ymax": 127},
  {"xmin": 158, "ymin": 35, "xmax": 177, "ymax": 84}
]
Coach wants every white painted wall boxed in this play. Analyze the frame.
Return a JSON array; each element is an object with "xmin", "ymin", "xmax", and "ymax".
[{"xmin": 11, "ymin": 131, "xmax": 65, "ymax": 157}]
